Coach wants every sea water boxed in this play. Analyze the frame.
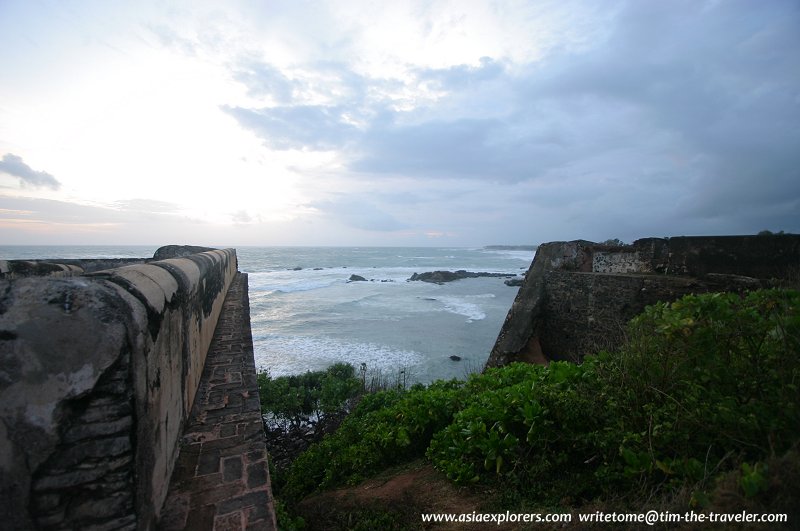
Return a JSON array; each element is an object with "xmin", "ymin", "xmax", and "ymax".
[{"xmin": 1, "ymin": 246, "xmax": 534, "ymax": 384}]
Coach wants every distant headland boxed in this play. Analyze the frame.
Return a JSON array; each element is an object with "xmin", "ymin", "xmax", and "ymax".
[{"xmin": 483, "ymin": 245, "xmax": 538, "ymax": 251}]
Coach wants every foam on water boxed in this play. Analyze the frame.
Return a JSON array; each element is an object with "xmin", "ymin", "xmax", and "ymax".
[
  {"xmin": 253, "ymin": 334, "xmax": 423, "ymax": 377},
  {"xmin": 437, "ymin": 296, "xmax": 488, "ymax": 322}
]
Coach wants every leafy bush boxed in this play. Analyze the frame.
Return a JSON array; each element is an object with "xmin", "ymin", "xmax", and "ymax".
[
  {"xmin": 280, "ymin": 380, "xmax": 465, "ymax": 504},
  {"xmin": 427, "ymin": 360, "xmax": 615, "ymax": 498},
  {"xmin": 273, "ymin": 289, "xmax": 800, "ymax": 509},
  {"xmin": 605, "ymin": 289, "xmax": 800, "ymax": 488},
  {"xmin": 257, "ymin": 362, "xmax": 362, "ymax": 431},
  {"xmin": 429, "ymin": 289, "xmax": 800, "ymax": 501}
]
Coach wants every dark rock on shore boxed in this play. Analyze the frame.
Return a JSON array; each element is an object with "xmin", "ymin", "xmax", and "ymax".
[{"xmin": 408, "ymin": 270, "xmax": 513, "ymax": 284}]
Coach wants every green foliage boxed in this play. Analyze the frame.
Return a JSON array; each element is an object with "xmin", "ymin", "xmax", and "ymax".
[
  {"xmin": 274, "ymin": 289, "xmax": 800, "ymax": 510},
  {"xmin": 257, "ymin": 362, "xmax": 362, "ymax": 430},
  {"xmin": 608, "ymin": 289, "xmax": 800, "ymax": 486},
  {"xmin": 274, "ymin": 499, "xmax": 305, "ymax": 530},
  {"xmin": 280, "ymin": 379, "xmax": 465, "ymax": 504},
  {"xmin": 427, "ymin": 360, "xmax": 614, "ymax": 498},
  {"xmin": 739, "ymin": 462, "xmax": 769, "ymax": 498}
]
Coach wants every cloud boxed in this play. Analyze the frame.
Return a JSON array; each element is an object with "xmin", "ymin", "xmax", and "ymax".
[
  {"xmin": 0, "ymin": 154, "xmax": 61, "ymax": 190},
  {"xmin": 311, "ymin": 197, "xmax": 408, "ymax": 232},
  {"xmin": 0, "ymin": 195, "xmax": 217, "ymax": 245},
  {"xmin": 231, "ymin": 209, "xmax": 253, "ymax": 224},
  {"xmin": 114, "ymin": 198, "xmax": 181, "ymax": 213},
  {"xmin": 222, "ymin": 104, "xmax": 359, "ymax": 150},
  {"xmin": 6, "ymin": 0, "xmax": 795, "ymax": 246},
  {"xmin": 414, "ymin": 57, "xmax": 506, "ymax": 92},
  {"xmin": 210, "ymin": 0, "xmax": 800, "ymax": 242},
  {"xmin": 232, "ymin": 60, "xmax": 297, "ymax": 103}
]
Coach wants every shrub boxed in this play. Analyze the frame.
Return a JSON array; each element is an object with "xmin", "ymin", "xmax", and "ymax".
[
  {"xmin": 605, "ymin": 289, "xmax": 800, "ymax": 488},
  {"xmin": 257, "ymin": 362, "xmax": 362, "ymax": 431},
  {"xmin": 429, "ymin": 289, "xmax": 800, "ymax": 501},
  {"xmin": 280, "ymin": 380, "xmax": 465, "ymax": 504},
  {"xmin": 273, "ymin": 289, "xmax": 800, "ymax": 509}
]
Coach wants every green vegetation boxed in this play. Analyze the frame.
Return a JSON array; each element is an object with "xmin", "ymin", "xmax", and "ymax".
[
  {"xmin": 262, "ymin": 289, "xmax": 799, "ymax": 524},
  {"xmin": 430, "ymin": 289, "xmax": 799, "ymax": 503},
  {"xmin": 257, "ymin": 362, "xmax": 362, "ymax": 431}
]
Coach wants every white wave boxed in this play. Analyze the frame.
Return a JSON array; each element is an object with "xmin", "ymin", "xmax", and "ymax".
[
  {"xmin": 248, "ymin": 270, "xmax": 345, "ymax": 293},
  {"xmin": 249, "ymin": 265, "xmax": 522, "ymax": 294},
  {"xmin": 253, "ymin": 334, "xmax": 423, "ymax": 377},
  {"xmin": 437, "ymin": 296, "xmax": 487, "ymax": 322}
]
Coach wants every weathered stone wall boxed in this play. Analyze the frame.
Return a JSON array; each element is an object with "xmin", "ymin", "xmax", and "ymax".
[
  {"xmin": 0, "ymin": 249, "xmax": 237, "ymax": 530},
  {"xmin": 487, "ymin": 235, "xmax": 799, "ymax": 367},
  {"xmin": 0, "ymin": 258, "xmax": 151, "ymax": 279},
  {"xmin": 540, "ymin": 272, "xmax": 721, "ymax": 361}
]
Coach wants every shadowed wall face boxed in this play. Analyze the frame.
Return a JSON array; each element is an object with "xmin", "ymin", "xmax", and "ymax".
[
  {"xmin": 487, "ymin": 235, "xmax": 800, "ymax": 367},
  {"xmin": 0, "ymin": 249, "xmax": 237, "ymax": 530}
]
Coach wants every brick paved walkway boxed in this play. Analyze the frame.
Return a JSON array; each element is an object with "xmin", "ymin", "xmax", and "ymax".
[{"xmin": 160, "ymin": 273, "xmax": 277, "ymax": 530}]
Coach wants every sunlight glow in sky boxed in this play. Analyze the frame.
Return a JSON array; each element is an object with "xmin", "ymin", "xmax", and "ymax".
[{"xmin": 1, "ymin": 0, "xmax": 798, "ymax": 246}]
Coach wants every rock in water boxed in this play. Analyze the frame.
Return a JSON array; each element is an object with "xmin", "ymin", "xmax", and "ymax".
[
  {"xmin": 409, "ymin": 270, "xmax": 512, "ymax": 284},
  {"xmin": 348, "ymin": 274, "xmax": 367, "ymax": 282},
  {"xmin": 449, "ymin": 355, "xmax": 462, "ymax": 361}
]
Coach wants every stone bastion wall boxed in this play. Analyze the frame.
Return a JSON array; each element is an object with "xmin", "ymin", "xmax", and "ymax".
[
  {"xmin": 487, "ymin": 235, "xmax": 800, "ymax": 367},
  {"xmin": 0, "ymin": 248, "xmax": 238, "ymax": 530}
]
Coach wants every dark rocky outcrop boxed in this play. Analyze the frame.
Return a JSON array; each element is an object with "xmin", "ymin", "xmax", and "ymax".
[
  {"xmin": 408, "ymin": 270, "xmax": 513, "ymax": 284},
  {"xmin": 504, "ymin": 277, "xmax": 524, "ymax": 287},
  {"xmin": 348, "ymin": 274, "xmax": 367, "ymax": 282},
  {"xmin": 153, "ymin": 244, "xmax": 217, "ymax": 260},
  {"xmin": 486, "ymin": 235, "xmax": 800, "ymax": 369}
]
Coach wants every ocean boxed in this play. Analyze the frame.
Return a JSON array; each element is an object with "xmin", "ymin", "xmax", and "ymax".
[{"xmin": 1, "ymin": 246, "xmax": 534, "ymax": 384}]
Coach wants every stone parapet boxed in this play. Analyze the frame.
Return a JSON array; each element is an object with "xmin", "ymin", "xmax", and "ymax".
[
  {"xmin": 0, "ymin": 258, "xmax": 152, "ymax": 278},
  {"xmin": 0, "ymin": 248, "xmax": 238, "ymax": 530}
]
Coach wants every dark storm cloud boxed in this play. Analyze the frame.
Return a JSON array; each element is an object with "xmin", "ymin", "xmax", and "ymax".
[
  {"xmin": 225, "ymin": 0, "xmax": 800, "ymax": 239},
  {"xmin": 518, "ymin": 0, "xmax": 800, "ymax": 218},
  {"xmin": 0, "ymin": 154, "xmax": 61, "ymax": 190}
]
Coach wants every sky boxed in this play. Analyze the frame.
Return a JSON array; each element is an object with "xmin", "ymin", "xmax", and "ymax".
[{"xmin": 0, "ymin": 0, "xmax": 798, "ymax": 247}]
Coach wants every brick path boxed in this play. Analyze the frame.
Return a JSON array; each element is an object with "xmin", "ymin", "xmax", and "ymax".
[{"xmin": 160, "ymin": 273, "xmax": 277, "ymax": 530}]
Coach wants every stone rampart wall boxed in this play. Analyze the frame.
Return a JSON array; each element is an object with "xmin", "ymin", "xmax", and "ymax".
[
  {"xmin": 487, "ymin": 235, "xmax": 799, "ymax": 367},
  {"xmin": 0, "ymin": 249, "xmax": 237, "ymax": 530},
  {"xmin": 0, "ymin": 258, "xmax": 152, "ymax": 279}
]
